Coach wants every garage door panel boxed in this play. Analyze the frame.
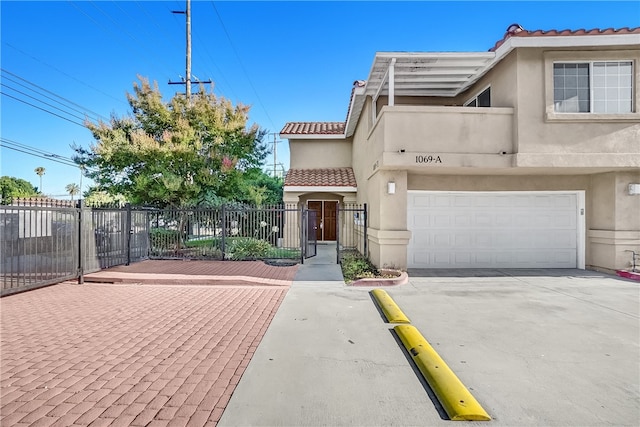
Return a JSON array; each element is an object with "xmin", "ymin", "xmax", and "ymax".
[
  {"xmin": 434, "ymin": 214, "xmax": 452, "ymax": 227},
  {"xmin": 413, "ymin": 195, "xmax": 431, "ymax": 207},
  {"xmin": 408, "ymin": 192, "xmax": 579, "ymax": 268}
]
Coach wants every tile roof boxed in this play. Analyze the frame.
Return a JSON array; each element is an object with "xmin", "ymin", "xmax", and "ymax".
[
  {"xmin": 280, "ymin": 122, "xmax": 345, "ymax": 136},
  {"xmin": 284, "ymin": 168, "xmax": 357, "ymax": 187},
  {"xmin": 490, "ymin": 24, "xmax": 640, "ymax": 51}
]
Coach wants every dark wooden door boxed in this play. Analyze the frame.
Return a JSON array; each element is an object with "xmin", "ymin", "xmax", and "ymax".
[
  {"xmin": 307, "ymin": 201, "xmax": 337, "ymax": 241},
  {"xmin": 308, "ymin": 201, "xmax": 322, "ymax": 241},
  {"xmin": 324, "ymin": 201, "xmax": 337, "ymax": 241}
]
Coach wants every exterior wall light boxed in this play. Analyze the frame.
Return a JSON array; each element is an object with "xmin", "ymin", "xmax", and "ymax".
[
  {"xmin": 628, "ymin": 183, "xmax": 640, "ymax": 195},
  {"xmin": 387, "ymin": 181, "xmax": 396, "ymax": 194}
]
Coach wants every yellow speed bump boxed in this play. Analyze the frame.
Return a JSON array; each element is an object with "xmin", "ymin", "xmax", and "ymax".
[
  {"xmin": 370, "ymin": 289, "xmax": 410, "ymax": 323},
  {"xmin": 394, "ymin": 324, "xmax": 491, "ymax": 421}
]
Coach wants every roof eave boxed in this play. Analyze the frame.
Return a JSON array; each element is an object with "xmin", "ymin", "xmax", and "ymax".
[
  {"xmin": 279, "ymin": 133, "xmax": 347, "ymax": 140},
  {"xmin": 284, "ymin": 185, "xmax": 357, "ymax": 193}
]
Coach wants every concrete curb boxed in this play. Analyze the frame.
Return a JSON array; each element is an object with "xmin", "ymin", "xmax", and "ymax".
[
  {"xmin": 350, "ymin": 270, "xmax": 409, "ymax": 287},
  {"xmin": 82, "ymin": 272, "xmax": 291, "ymax": 287},
  {"xmin": 394, "ymin": 324, "xmax": 491, "ymax": 421},
  {"xmin": 616, "ymin": 270, "xmax": 640, "ymax": 282}
]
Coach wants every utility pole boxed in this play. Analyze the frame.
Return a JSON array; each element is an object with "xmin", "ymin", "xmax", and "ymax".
[
  {"xmin": 186, "ymin": 0, "xmax": 191, "ymax": 102},
  {"xmin": 169, "ymin": 0, "xmax": 211, "ymax": 102},
  {"xmin": 273, "ymin": 133, "xmax": 277, "ymax": 179},
  {"xmin": 269, "ymin": 133, "xmax": 281, "ymax": 178}
]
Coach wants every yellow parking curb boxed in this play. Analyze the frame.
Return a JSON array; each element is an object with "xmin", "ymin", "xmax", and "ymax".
[
  {"xmin": 394, "ymin": 324, "xmax": 491, "ymax": 421},
  {"xmin": 370, "ymin": 289, "xmax": 410, "ymax": 323}
]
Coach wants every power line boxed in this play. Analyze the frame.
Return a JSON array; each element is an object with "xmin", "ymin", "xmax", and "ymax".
[
  {"xmin": 210, "ymin": 1, "xmax": 277, "ymax": 132},
  {"xmin": 1, "ymin": 83, "xmax": 94, "ymax": 124},
  {"xmin": 2, "ymin": 42, "xmax": 128, "ymax": 107},
  {"xmin": 67, "ymin": 0, "xmax": 173, "ymax": 82},
  {"xmin": 191, "ymin": 25, "xmax": 235, "ymax": 98},
  {"xmin": 0, "ymin": 92, "xmax": 86, "ymax": 128},
  {"xmin": 0, "ymin": 138, "xmax": 86, "ymax": 169},
  {"xmin": 2, "ymin": 77, "xmax": 104, "ymax": 123},
  {"xmin": 1, "ymin": 69, "xmax": 109, "ymax": 122}
]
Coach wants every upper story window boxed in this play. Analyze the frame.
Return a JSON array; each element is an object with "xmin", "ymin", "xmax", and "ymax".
[
  {"xmin": 553, "ymin": 61, "xmax": 633, "ymax": 114},
  {"xmin": 465, "ymin": 87, "xmax": 491, "ymax": 107}
]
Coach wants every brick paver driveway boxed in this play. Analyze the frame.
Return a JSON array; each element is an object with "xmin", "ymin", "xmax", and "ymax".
[{"xmin": 1, "ymin": 281, "xmax": 289, "ymax": 427}]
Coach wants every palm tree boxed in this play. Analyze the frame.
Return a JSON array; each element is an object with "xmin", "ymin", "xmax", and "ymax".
[
  {"xmin": 65, "ymin": 183, "xmax": 80, "ymax": 202},
  {"xmin": 34, "ymin": 167, "xmax": 45, "ymax": 193}
]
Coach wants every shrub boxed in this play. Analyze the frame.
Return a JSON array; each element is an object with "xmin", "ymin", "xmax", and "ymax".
[
  {"xmin": 340, "ymin": 253, "xmax": 379, "ymax": 283},
  {"xmin": 150, "ymin": 228, "xmax": 180, "ymax": 249},
  {"xmin": 226, "ymin": 237, "xmax": 272, "ymax": 260}
]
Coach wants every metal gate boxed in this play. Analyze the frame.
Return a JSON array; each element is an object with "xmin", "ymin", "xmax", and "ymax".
[
  {"xmin": 336, "ymin": 203, "xmax": 367, "ymax": 263},
  {"xmin": 302, "ymin": 208, "xmax": 317, "ymax": 260},
  {"xmin": 90, "ymin": 206, "xmax": 150, "ymax": 270}
]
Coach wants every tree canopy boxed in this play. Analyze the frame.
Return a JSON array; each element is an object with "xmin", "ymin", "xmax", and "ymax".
[
  {"xmin": 0, "ymin": 176, "xmax": 39, "ymax": 204},
  {"xmin": 74, "ymin": 77, "xmax": 275, "ymax": 207}
]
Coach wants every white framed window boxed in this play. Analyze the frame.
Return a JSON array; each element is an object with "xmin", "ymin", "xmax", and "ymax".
[
  {"xmin": 464, "ymin": 86, "xmax": 491, "ymax": 107},
  {"xmin": 553, "ymin": 61, "xmax": 633, "ymax": 114}
]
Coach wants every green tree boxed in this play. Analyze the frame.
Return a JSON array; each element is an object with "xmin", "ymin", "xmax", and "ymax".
[
  {"xmin": 83, "ymin": 190, "xmax": 127, "ymax": 208},
  {"xmin": 235, "ymin": 168, "xmax": 283, "ymax": 206},
  {"xmin": 65, "ymin": 183, "xmax": 80, "ymax": 202},
  {"xmin": 73, "ymin": 76, "xmax": 268, "ymax": 207},
  {"xmin": 34, "ymin": 167, "xmax": 45, "ymax": 193},
  {"xmin": 0, "ymin": 176, "xmax": 39, "ymax": 204}
]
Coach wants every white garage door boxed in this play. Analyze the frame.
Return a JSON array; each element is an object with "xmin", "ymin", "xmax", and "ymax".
[{"xmin": 407, "ymin": 191, "xmax": 583, "ymax": 269}]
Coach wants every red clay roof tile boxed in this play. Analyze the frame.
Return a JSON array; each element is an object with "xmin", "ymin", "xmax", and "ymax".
[
  {"xmin": 489, "ymin": 24, "xmax": 640, "ymax": 52},
  {"xmin": 284, "ymin": 168, "xmax": 357, "ymax": 187},
  {"xmin": 280, "ymin": 122, "xmax": 345, "ymax": 136}
]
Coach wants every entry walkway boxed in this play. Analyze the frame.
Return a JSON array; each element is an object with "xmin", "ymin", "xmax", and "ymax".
[{"xmin": 294, "ymin": 242, "xmax": 344, "ymax": 281}]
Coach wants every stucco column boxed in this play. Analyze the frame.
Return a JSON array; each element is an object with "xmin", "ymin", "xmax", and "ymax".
[
  {"xmin": 282, "ymin": 193, "xmax": 300, "ymax": 248},
  {"xmin": 588, "ymin": 171, "xmax": 640, "ymax": 273},
  {"xmin": 367, "ymin": 170, "xmax": 411, "ymax": 269}
]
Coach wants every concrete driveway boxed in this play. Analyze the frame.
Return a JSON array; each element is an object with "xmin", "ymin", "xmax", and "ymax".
[{"xmin": 220, "ymin": 269, "xmax": 639, "ymax": 426}]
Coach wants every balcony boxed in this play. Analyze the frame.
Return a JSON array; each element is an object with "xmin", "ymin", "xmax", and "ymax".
[
  {"xmin": 366, "ymin": 105, "xmax": 515, "ymax": 172},
  {"xmin": 369, "ymin": 105, "xmax": 514, "ymax": 155}
]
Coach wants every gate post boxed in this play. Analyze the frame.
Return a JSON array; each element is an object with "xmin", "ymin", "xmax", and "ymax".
[
  {"xmin": 221, "ymin": 204, "xmax": 226, "ymax": 260},
  {"xmin": 336, "ymin": 203, "xmax": 340, "ymax": 264},
  {"xmin": 125, "ymin": 203, "xmax": 132, "ymax": 266},
  {"xmin": 77, "ymin": 199, "xmax": 84, "ymax": 284},
  {"xmin": 363, "ymin": 203, "xmax": 368, "ymax": 258},
  {"xmin": 300, "ymin": 205, "xmax": 305, "ymax": 265}
]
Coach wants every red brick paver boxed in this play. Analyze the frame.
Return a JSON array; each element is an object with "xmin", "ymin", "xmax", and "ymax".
[{"xmin": 1, "ymin": 280, "xmax": 289, "ymax": 426}]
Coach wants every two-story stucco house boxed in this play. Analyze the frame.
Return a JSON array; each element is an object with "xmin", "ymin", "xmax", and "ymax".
[{"xmin": 280, "ymin": 25, "xmax": 640, "ymax": 273}]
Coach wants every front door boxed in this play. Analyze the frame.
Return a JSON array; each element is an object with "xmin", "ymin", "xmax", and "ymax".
[{"xmin": 307, "ymin": 201, "xmax": 337, "ymax": 241}]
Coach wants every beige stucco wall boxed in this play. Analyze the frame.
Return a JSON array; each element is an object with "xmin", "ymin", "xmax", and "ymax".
[
  {"xmin": 289, "ymin": 138, "xmax": 352, "ymax": 169},
  {"xmin": 588, "ymin": 171, "xmax": 640, "ymax": 273},
  {"xmin": 516, "ymin": 48, "xmax": 640, "ymax": 162},
  {"xmin": 286, "ymin": 45, "xmax": 640, "ymax": 272}
]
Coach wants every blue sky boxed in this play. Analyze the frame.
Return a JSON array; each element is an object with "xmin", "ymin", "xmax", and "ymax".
[{"xmin": 1, "ymin": 1, "xmax": 638, "ymax": 198}]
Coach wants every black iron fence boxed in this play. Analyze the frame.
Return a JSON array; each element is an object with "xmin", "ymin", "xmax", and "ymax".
[
  {"xmin": 148, "ymin": 204, "xmax": 302, "ymax": 261},
  {"xmin": 337, "ymin": 203, "xmax": 367, "ymax": 262},
  {"xmin": 0, "ymin": 205, "xmax": 79, "ymax": 296},
  {"xmin": 1, "ymin": 200, "xmax": 367, "ymax": 296}
]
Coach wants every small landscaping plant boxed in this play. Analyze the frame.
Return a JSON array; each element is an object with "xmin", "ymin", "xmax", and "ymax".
[
  {"xmin": 340, "ymin": 253, "xmax": 380, "ymax": 283},
  {"xmin": 226, "ymin": 237, "xmax": 272, "ymax": 260}
]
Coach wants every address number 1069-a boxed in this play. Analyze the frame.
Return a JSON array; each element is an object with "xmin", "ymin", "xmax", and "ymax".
[{"xmin": 415, "ymin": 155, "xmax": 442, "ymax": 164}]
